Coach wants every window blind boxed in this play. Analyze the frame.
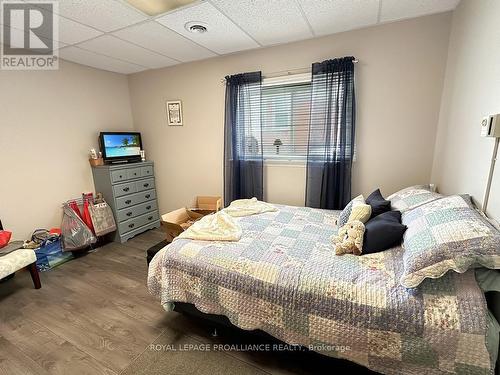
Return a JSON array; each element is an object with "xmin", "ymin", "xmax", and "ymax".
[{"xmin": 261, "ymin": 82, "xmax": 311, "ymax": 160}]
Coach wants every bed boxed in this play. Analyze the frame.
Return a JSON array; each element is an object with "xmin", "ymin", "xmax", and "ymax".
[{"xmin": 148, "ymin": 204, "xmax": 499, "ymax": 375}]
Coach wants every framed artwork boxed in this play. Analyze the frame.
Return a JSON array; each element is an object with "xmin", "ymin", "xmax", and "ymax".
[{"xmin": 166, "ymin": 100, "xmax": 183, "ymax": 126}]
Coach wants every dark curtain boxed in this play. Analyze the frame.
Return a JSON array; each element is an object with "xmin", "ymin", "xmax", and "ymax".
[
  {"xmin": 224, "ymin": 71, "xmax": 263, "ymax": 207},
  {"xmin": 305, "ymin": 56, "xmax": 356, "ymax": 209}
]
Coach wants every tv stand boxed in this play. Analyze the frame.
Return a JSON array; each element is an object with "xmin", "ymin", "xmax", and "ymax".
[{"xmin": 109, "ymin": 160, "xmax": 131, "ymax": 164}]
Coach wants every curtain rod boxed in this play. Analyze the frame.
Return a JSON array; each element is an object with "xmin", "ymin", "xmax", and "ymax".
[{"xmin": 221, "ymin": 59, "xmax": 358, "ymax": 83}]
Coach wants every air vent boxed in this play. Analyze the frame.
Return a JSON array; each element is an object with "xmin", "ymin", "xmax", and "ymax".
[{"xmin": 185, "ymin": 22, "xmax": 208, "ymax": 34}]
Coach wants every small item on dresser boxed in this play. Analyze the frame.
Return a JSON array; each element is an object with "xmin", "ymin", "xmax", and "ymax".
[
  {"xmin": 140, "ymin": 150, "xmax": 146, "ymax": 162},
  {"xmin": 89, "ymin": 148, "xmax": 104, "ymax": 166},
  {"xmin": 89, "ymin": 158, "xmax": 104, "ymax": 167}
]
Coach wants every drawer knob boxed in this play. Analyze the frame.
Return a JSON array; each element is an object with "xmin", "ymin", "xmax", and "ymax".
[
  {"xmin": 125, "ymin": 200, "xmax": 132, "ymax": 204},
  {"xmin": 119, "ymin": 175, "xmax": 123, "ymax": 178},
  {"xmin": 145, "ymin": 194, "xmax": 151, "ymax": 199},
  {"xmin": 128, "ymin": 223, "xmax": 135, "ymax": 228},
  {"xmin": 134, "ymin": 173, "xmax": 137, "ymax": 176},
  {"xmin": 146, "ymin": 205, "xmax": 151, "ymax": 210},
  {"xmin": 143, "ymin": 183, "xmax": 149, "ymax": 188},
  {"xmin": 148, "ymin": 216, "xmax": 153, "ymax": 220},
  {"xmin": 123, "ymin": 187, "xmax": 130, "ymax": 192},
  {"xmin": 126, "ymin": 212, "xmax": 132, "ymax": 217}
]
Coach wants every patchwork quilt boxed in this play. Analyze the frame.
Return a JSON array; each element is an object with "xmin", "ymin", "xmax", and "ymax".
[{"xmin": 148, "ymin": 205, "xmax": 494, "ymax": 375}]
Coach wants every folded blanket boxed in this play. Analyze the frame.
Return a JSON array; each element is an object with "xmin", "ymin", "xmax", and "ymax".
[
  {"xmin": 177, "ymin": 211, "xmax": 242, "ymax": 242},
  {"xmin": 224, "ymin": 197, "xmax": 277, "ymax": 217},
  {"xmin": 177, "ymin": 198, "xmax": 278, "ymax": 242}
]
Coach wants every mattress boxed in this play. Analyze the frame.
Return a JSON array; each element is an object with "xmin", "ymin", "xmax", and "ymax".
[{"xmin": 148, "ymin": 205, "xmax": 495, "ymax": 375}]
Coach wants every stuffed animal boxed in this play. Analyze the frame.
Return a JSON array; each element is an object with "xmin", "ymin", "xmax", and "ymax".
[{"xmin": 332, "ymin": 220, "xmax": 365, "ymax": 256}]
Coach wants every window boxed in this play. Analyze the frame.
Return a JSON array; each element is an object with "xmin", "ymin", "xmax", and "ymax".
[{"xmin": 261, "ymin": 74, "xmax": 311, "ymax": 161}]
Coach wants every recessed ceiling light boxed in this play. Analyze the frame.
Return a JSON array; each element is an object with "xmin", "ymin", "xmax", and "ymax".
[
  {"xmin": 125, "ymin": 0, "xmax": 197, "ymax": 16},
  {"xmin": 185, "ymin": 21, "xmax": 208, "ymax": 34}
]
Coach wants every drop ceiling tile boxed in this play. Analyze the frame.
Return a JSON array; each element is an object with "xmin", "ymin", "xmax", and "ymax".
[
  {"xmin": 0, "ymin": 24, "xmax": 67, "ymax": 50},
  {"xmin": 23, "ymin": 7, "xmax": 103, "ymax": 45},
  {"xmin": 113, "ymin": 21, "xmax": 216, "ymax": 62},
  {"xmin": 298, "ymin": 0, "xmax": 379, "ymax": 36},
  {"xmin": 77, "ymin": 35, "xmax": 178, "ymax": 69},
  {"xmin": 36, "ymin": 0, "xmax": 148, "ymax": 32},
  {"xmin": 51, "ymin": 15, "xmax": 103, "ymax": 45},
  {"xmin": 210, "ymin": 0, "xmax": 313, "ymax": 46},
  {"xmin": 380, "ymin": 0, "xmax": 460, "ymax": 22},
  {"xmin": 59, "ymin": 46, "xmax": 146, "ymax": 74},
  {"xmin": 156, "ymin": 1, "xmax": 259, "ymax": 55}
]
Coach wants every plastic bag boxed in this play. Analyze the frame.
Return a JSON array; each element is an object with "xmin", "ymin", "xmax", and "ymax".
[
  {"xmin": 89, "ymin": 200, "xmax": 116, "ymax": 237},
  {"xmin": 61, "ymin": 204, "xmax": 96, "ymax": 251}
]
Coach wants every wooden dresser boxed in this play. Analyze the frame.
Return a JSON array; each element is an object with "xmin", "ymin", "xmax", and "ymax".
[{"xmin": 91, "ymin": 161, "xmax": 160, "ymax": 243}]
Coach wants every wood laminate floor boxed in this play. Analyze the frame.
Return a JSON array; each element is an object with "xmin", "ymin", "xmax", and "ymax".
[{"xmin": 0, "ymin": 229, "xmax": 372, "ymax": 375}]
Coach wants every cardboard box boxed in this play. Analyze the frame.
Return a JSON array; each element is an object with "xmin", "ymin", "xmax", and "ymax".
[
  {"xmin": 190, "ymin": 196, "xmax": 222, "ymax": 215},
  {"xmin": 161, "ymin": 208, "xmax": 204, "ymax": 242}
]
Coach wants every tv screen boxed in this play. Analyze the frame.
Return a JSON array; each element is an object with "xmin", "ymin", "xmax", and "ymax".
[{"xmin": 100, "ymin": 132, "xmax": 142, "ymax": 162}]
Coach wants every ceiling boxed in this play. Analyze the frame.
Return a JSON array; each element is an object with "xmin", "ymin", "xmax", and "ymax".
[{"xmin": 3, "ymin": 0, "xmax": 460, "ymax": 74}]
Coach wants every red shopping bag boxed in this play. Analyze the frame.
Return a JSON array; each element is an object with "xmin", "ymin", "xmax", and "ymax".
[
  {"xmin": 82, "ymin": 200, "xmax": 95, "ymax": 234},
  {"xmin": 0, "ymin": 230, "xmax": 12, "ymax": 249},
  {"xmin": 69, "ymin": 200, "xmax": 83, "ymax": 220}
]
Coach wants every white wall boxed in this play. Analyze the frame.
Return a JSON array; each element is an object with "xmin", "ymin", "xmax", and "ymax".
[
  {"xmin": 431, "ymin": 0, "xmax": 500, "ymax": 221},
  {"xmin": 264, "ymin": 163, "xmax": 306, "ymax": 207},
  {"xmin": 128, "ymin": 13, "xmax": 451, "ymax": 214},
  {"xmin": 0, "ymin": 60, "xmax": 134, "ymax": 239}
]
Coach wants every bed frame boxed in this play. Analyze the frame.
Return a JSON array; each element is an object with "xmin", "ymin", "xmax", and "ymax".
[{"xmin": 173, "ymin": 302, "xmax": 377, "ymax": 374}]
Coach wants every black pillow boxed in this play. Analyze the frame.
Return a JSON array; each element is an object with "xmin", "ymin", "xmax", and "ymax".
[
  {"xmin": 363, "ymin": 211, "xmax": 406, "ymax": 254},
  {"xmin": 366, "ymin": 189, "xmax": 391, "ymax": 218}
]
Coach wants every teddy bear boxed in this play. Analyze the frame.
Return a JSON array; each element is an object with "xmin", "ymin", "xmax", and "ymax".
[{"xmin": 332, "ymin": 220, "xmax": 365, "ymax": 256}]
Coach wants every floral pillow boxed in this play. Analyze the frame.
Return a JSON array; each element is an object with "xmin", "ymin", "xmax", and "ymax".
[
  {"xmin": 400, "ymin": 195, "xmax": 500, "ymax": 288},
  {"xmin": 388, "ymin": 185, "xmax": 443, "ymax": 213}
]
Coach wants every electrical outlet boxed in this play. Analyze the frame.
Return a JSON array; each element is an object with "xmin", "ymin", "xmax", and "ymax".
[{"xmin": 481, "ymin": 114, "xmax": 500, "ymax": 137}]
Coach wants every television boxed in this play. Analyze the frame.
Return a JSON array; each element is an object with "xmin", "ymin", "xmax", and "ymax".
[{"xmin": 99, "ymin": 132, "xmax": 143, "ymax": 163}]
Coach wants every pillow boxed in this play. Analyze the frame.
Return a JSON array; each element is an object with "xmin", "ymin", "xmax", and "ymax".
[
  {"xmin": 387, "ymin": 185, "xmax": 443, "ymax": 213},
  {"xmin": 363, "ymin": 211, "xmax": 407, "ymax": 254},
  {"xmin": 366, "ymin": 189, "xmax": 391, "ymax": 218},
  {"xmin": 337, "ymin": 195, "xmax": 371, "ymax": 228},
  {"xmin": 400, "ymin": 195, "xmax": 500, "ymax": 288}
]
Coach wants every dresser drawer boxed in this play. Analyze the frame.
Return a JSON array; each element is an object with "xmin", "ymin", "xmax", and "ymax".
[
  {"xmin": 116, "ymin": 200, "xmax": 158, "ymax": 222},
  {"xmin": 141, "ymin": 166, "xmax": 154, "ymax": 177},
  {"xmin": 119, "ymin": 211, "xmax": 159, "ymax": 234},
  {"xmin": 113, "ymin": 181, "xmax": 137, "ymax": 197},
  {"xmin": 116, "ymin": 189, "xmax": 156, "ymax": 210},
  {"xmin": 127, "ymin": 167, "xmax": 141, "ymax": 180},
  {"xmin": 136, "ymin": 178, "xmax": 155, "ymax": 192},
  {"xmin": 111, "ymin": 170, "xmax": 128, "ymax": 183}
]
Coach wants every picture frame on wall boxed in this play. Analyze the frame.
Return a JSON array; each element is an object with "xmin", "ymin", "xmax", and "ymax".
[{"xmin": 166, "ymin": 100, "xmax": 183, "ymax": 126}]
